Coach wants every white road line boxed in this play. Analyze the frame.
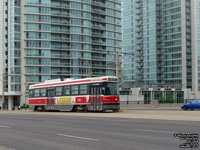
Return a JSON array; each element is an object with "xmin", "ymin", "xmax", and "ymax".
[
  {"xmin": 43, "ymin": 121, "xmax": 69, "ymax": 125},
  {"xmin": 131, "ymin": 128, "xmax": 174, "ymax": 134},
  {"xmin": 57, "ymin": 134, "xmax": 99, "ymax": 142},
  {"xmin": 0, "ymin": 125, "xmax": 10, "ymax": 128}
]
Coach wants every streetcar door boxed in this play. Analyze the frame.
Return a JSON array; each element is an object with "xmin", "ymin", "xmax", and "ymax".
[
  {"xmin": 90, "ymin": 86, "xmax": 102, "ymax": 111},
  {"xmin": 46, "ymin": 89, "xmax": 55, "ymax": 109},
  {"xmin": 47, "ymin": 89, "xmax": 55, "ymax": 98}
]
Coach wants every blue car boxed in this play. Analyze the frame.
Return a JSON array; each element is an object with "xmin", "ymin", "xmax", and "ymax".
[{"xmin": 181, "ymin": 100, "xmax": 200, "ymax": 110}]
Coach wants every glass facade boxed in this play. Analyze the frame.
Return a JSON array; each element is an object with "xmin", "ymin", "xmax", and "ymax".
[
  {"xmin": 123, "ymin": 0, "xmax": 192, "ymax": 89},
  {"xmin": 122, "ymin": 0, "xmax": 134, "ymax": 88},
  {"xmin": 196, "ymin": 0, "xmax": 200, "ymax": 90},
  {"xmin": 10, "ymin": 0, "xmax": 21, "ymax": 91},
  {"xmin": 23, "ymin": 0, "xmax": 122, "ymax": 85},
  {"xmin": 162, "ymin": 0, "xmax": 183, "ymax": 88},
  {"xmin": 3, "ymin": 0, "xmax": 8, "ymax": 92}
]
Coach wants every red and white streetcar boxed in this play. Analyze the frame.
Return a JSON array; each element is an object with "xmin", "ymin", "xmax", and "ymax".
[{"xmin": 28, "ymin": 76, "xmax": 120, "ymax": 112}]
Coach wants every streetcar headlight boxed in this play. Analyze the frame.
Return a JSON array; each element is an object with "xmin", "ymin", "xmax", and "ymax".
[{"xmin": 115, "ymin": 98, "xmax": 118, "ymax": 101}]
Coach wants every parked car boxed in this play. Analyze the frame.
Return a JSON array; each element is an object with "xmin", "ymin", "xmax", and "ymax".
[{"xmin": 181, "ymin": 100, "xmax": 200, "ymax": 110}]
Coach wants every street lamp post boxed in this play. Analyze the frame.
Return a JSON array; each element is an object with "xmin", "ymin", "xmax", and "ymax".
[
  {"xmin": 115, "ymin": 52, "xmax": 119, "ymax": 81},
  {"xmin": 89, "ymin": 60, "xmax": 92, "ymax": 77}
]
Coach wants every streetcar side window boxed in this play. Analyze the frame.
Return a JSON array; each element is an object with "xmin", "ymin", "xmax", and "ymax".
[
  {"xmin": 80, "ymin": 84, "xmax": 88, "ymax": 95},
  {"xmin": 40, "ymin": 88, "xmax": 46, "ymax": 97},
  {"xmin": 71, "ymin": 85, "xmax": 79, "ymax": 95},
  {"xmin": 63, "ymin": 86, "xmax": 70, "ymax": 95},
  {"xmin": 47, "ymin": 89, "xmax": 55, "ymax": 97},
  {"xmin": 56, "ymin": 87, "xmax": 63, "ymax": 96},
  {"xmin": 29, "ymin": 90, "xmax": 34, "ymax": 98},
  {"xmin": 34, "ymin": 89, "xmax": 40, "ymax": 97}
]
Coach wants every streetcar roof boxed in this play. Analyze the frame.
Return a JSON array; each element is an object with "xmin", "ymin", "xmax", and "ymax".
[{"xmin": 29, "ymin": 76, "xmax": 118, "ymax": 89}]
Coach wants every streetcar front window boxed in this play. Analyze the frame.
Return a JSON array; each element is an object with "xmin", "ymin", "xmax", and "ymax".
[
  {"xmin": 102, "ymin": 83, "xmax": 118, "ymax": 95},
  {"xmin": 29, "ymin": 90, "xmax": 34, "ymax": 98}
]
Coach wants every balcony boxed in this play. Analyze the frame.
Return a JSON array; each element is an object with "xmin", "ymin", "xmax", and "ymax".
[
  {"xmin": 51, "ymin": 37, "xmax": 69, "ymax": 42},
  {"xmin": 51, "ymin": 20, "xmax": 69, "ymax": 25},
  {"xmin": 51, "ymin": 63, "xmax": 70, "ymax": 67},
  {"xmin": 91, "ymin": 1, "xmax": 105, "ymax": 7},
  {"xmin": 91, "ymin": 32, "xmax": 106, "ymax": 37},
  {"xmin": 92, "ymin": 25, "xmax": 105, "ymax": 30},
  {"xmin": 136, "ymin": 52, "xmax": 143, "ymax": 57},
  {"xmin": 136, "ymin": 58, "xmax": 143, "ymax": 63},
  {"xmin": 136, "ymin": 63, "xmax": 143, "ymax": 68},
  {"xmin": 135, "ymin": 39, "xmax": 143, "ymax": 44},
  {"xmin": 51, "ymin": 12, "xmax": 70, "ymax": 17},
  {"xmin": 51, "ymin": 46, "xmax": 70, "ymax": 50},
  {"xmin": 51, "ymin": 71, "xmax": 70, "ymax": 75},
  {"xmin": 136, "ymin": 20, "xmax": 143, "ymax": 27},
  {"xmin": 51, "ymin": 29, "xmax": 69, "ymax": 33},
  {"xmin": 91, "ymin": 9, "xmax": 105, "ymax": 15},
  {"xmin": 92, "ymin": 64, "xmax": 107, "ymax": 68},
  {"xmin": 135, "ymin": 8, "xmax": 143, "ymax": 15},
  {"xmin": 51, "ymin": 4, "xmax": 69, "ymax": 9},
  {"xmin": 92, "ymin": 40, "xmax": 106, "ymax": 45},
  {"xmin": 92, "ymin": 17, "xmax": 106, "ymax": 22},
  {"xmin": 92, "ymin": 56, "xmax": 106, "ymax": 61},
  {"xmin": 136, "ymin": 33, "xmax": 143, "ymax": 39},
  {"xmin": 136, "ymin": 2, "xmax": 143, "ymax": 9},
  {"xmin": 92, "ymin": 72, "xmax": 106, "ymax": 76},
  {"xmin": 51, "ymin": 54, "xmax": 70, "ymax": 58},
  {"xmin": 92, "ymin": 48, "xmax": 106, "ymax": 52},
  {"xmin": 136, "ymin": 0, "xmax": 142, "ymax": 3}
]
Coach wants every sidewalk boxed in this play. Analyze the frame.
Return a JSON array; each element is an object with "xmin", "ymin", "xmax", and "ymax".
[
  {"xmin": 120, "ymin": 103, "xmax": 182, "ymax": 111},
  {"xmin": 1, "ymin": 109, "xmax": 200, "ymax": 122}
]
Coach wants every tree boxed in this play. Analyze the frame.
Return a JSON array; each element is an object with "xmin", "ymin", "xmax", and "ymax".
[{"xmin": 166, "ymin": 94, "xmax": 174, "ymax": 103}]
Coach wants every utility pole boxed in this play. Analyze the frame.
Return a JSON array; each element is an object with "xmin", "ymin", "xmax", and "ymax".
[
  {"xmin": 89, "ymin": 61, "xmax": 92, "ymax": 77},
  {"xmin": 115, "ymin": 52, "xmax": 119, "ymax": 81}
]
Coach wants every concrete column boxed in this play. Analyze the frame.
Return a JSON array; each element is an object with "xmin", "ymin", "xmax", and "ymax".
[
  {"xmin": 164, "ymin": 91, "xmax": 166, "ymax": 101},
  {"xmin": 8, "ymin": 96, "xmax": 13, "ymax": 111},
  {"xmin": 0, "ymin": 0, "xmax": 5, "ymax": 110},
  {"xmin": 20, "ymin": 0, "xmax": 26, "ymax": 105},
  {"xmin": 151, "ymin": 91, "xmax": 154, "ymax": 100},
  {"xmin": 181, "ymin": 0, "xmax": 187, "ymax": 89},
  {"xmin": 0, "ymin": 97, "xmax": 3, "ymax": 110},
  {"xmin": 173, "ymin": 91, "xmax": 176, "ymax": 103},
  {"xmin": 191, "ymin": 0, "xmax": 199, "ymax": 97}
]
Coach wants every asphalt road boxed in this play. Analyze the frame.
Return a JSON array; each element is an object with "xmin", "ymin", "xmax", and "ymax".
[{"xmin": 0, "ymin": 112, "xmax": 199, "ymax": 150}]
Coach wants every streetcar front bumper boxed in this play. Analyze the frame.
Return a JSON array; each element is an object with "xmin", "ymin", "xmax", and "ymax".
[{"xmin": 102, "ymin": 103, "xmax": 120, "ymax": 111}]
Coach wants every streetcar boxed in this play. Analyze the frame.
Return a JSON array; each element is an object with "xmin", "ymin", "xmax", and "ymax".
[{"xmin": 28, "ymin": 76, "xmax": 120, "ymax": 112}]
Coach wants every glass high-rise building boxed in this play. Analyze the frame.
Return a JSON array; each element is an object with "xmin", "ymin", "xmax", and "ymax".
[
  {"xmin": 0, "ymin": 0, "xmax": 122, "ymax": 110},
  {"xmin": 123, "ymin": 0, "xmax": 200, "ymax": 101}
]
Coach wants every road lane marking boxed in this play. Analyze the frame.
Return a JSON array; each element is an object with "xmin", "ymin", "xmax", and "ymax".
[
  {"xmin": 57, "ymin": 134, "xmax": 99, "ymax": 141},
  {"xmin": 43, "ymin": 121, "xmax": 69, "ymax": 125},
  {"xmin": 131, "ymin": 128, "xmax": 174, "ymax": 134},
  {"xmin": 0, "ymin": 145, "xmax": 15, "ymax": 150},
  {"xmin": 0, "ymin": 125, "xmax": 10, "ymax": 128}
]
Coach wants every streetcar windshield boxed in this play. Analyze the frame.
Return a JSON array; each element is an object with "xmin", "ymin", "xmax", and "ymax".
[{"xmin": 102, "ymin": 83, "xmax": 118, "ymax": 95}]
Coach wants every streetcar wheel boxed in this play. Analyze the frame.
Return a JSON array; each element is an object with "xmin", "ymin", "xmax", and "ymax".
[
  {"xmin": 113, "ymin": 109, "xmax": 120, "ymax": 112},
  {"xmin": 41, "ymin": 106, "xmax": 46, "ymax": 112},
  {"xmin": 34, "ymin": 106, "xmax": 38, "ymax": 111},
  {"xmin": 83, "ymin": 106, "xmax": 88, "ymax": 112},
  {"xmin": 72, "ymin": 106, "xmax": 78, "ymax": 112}
]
